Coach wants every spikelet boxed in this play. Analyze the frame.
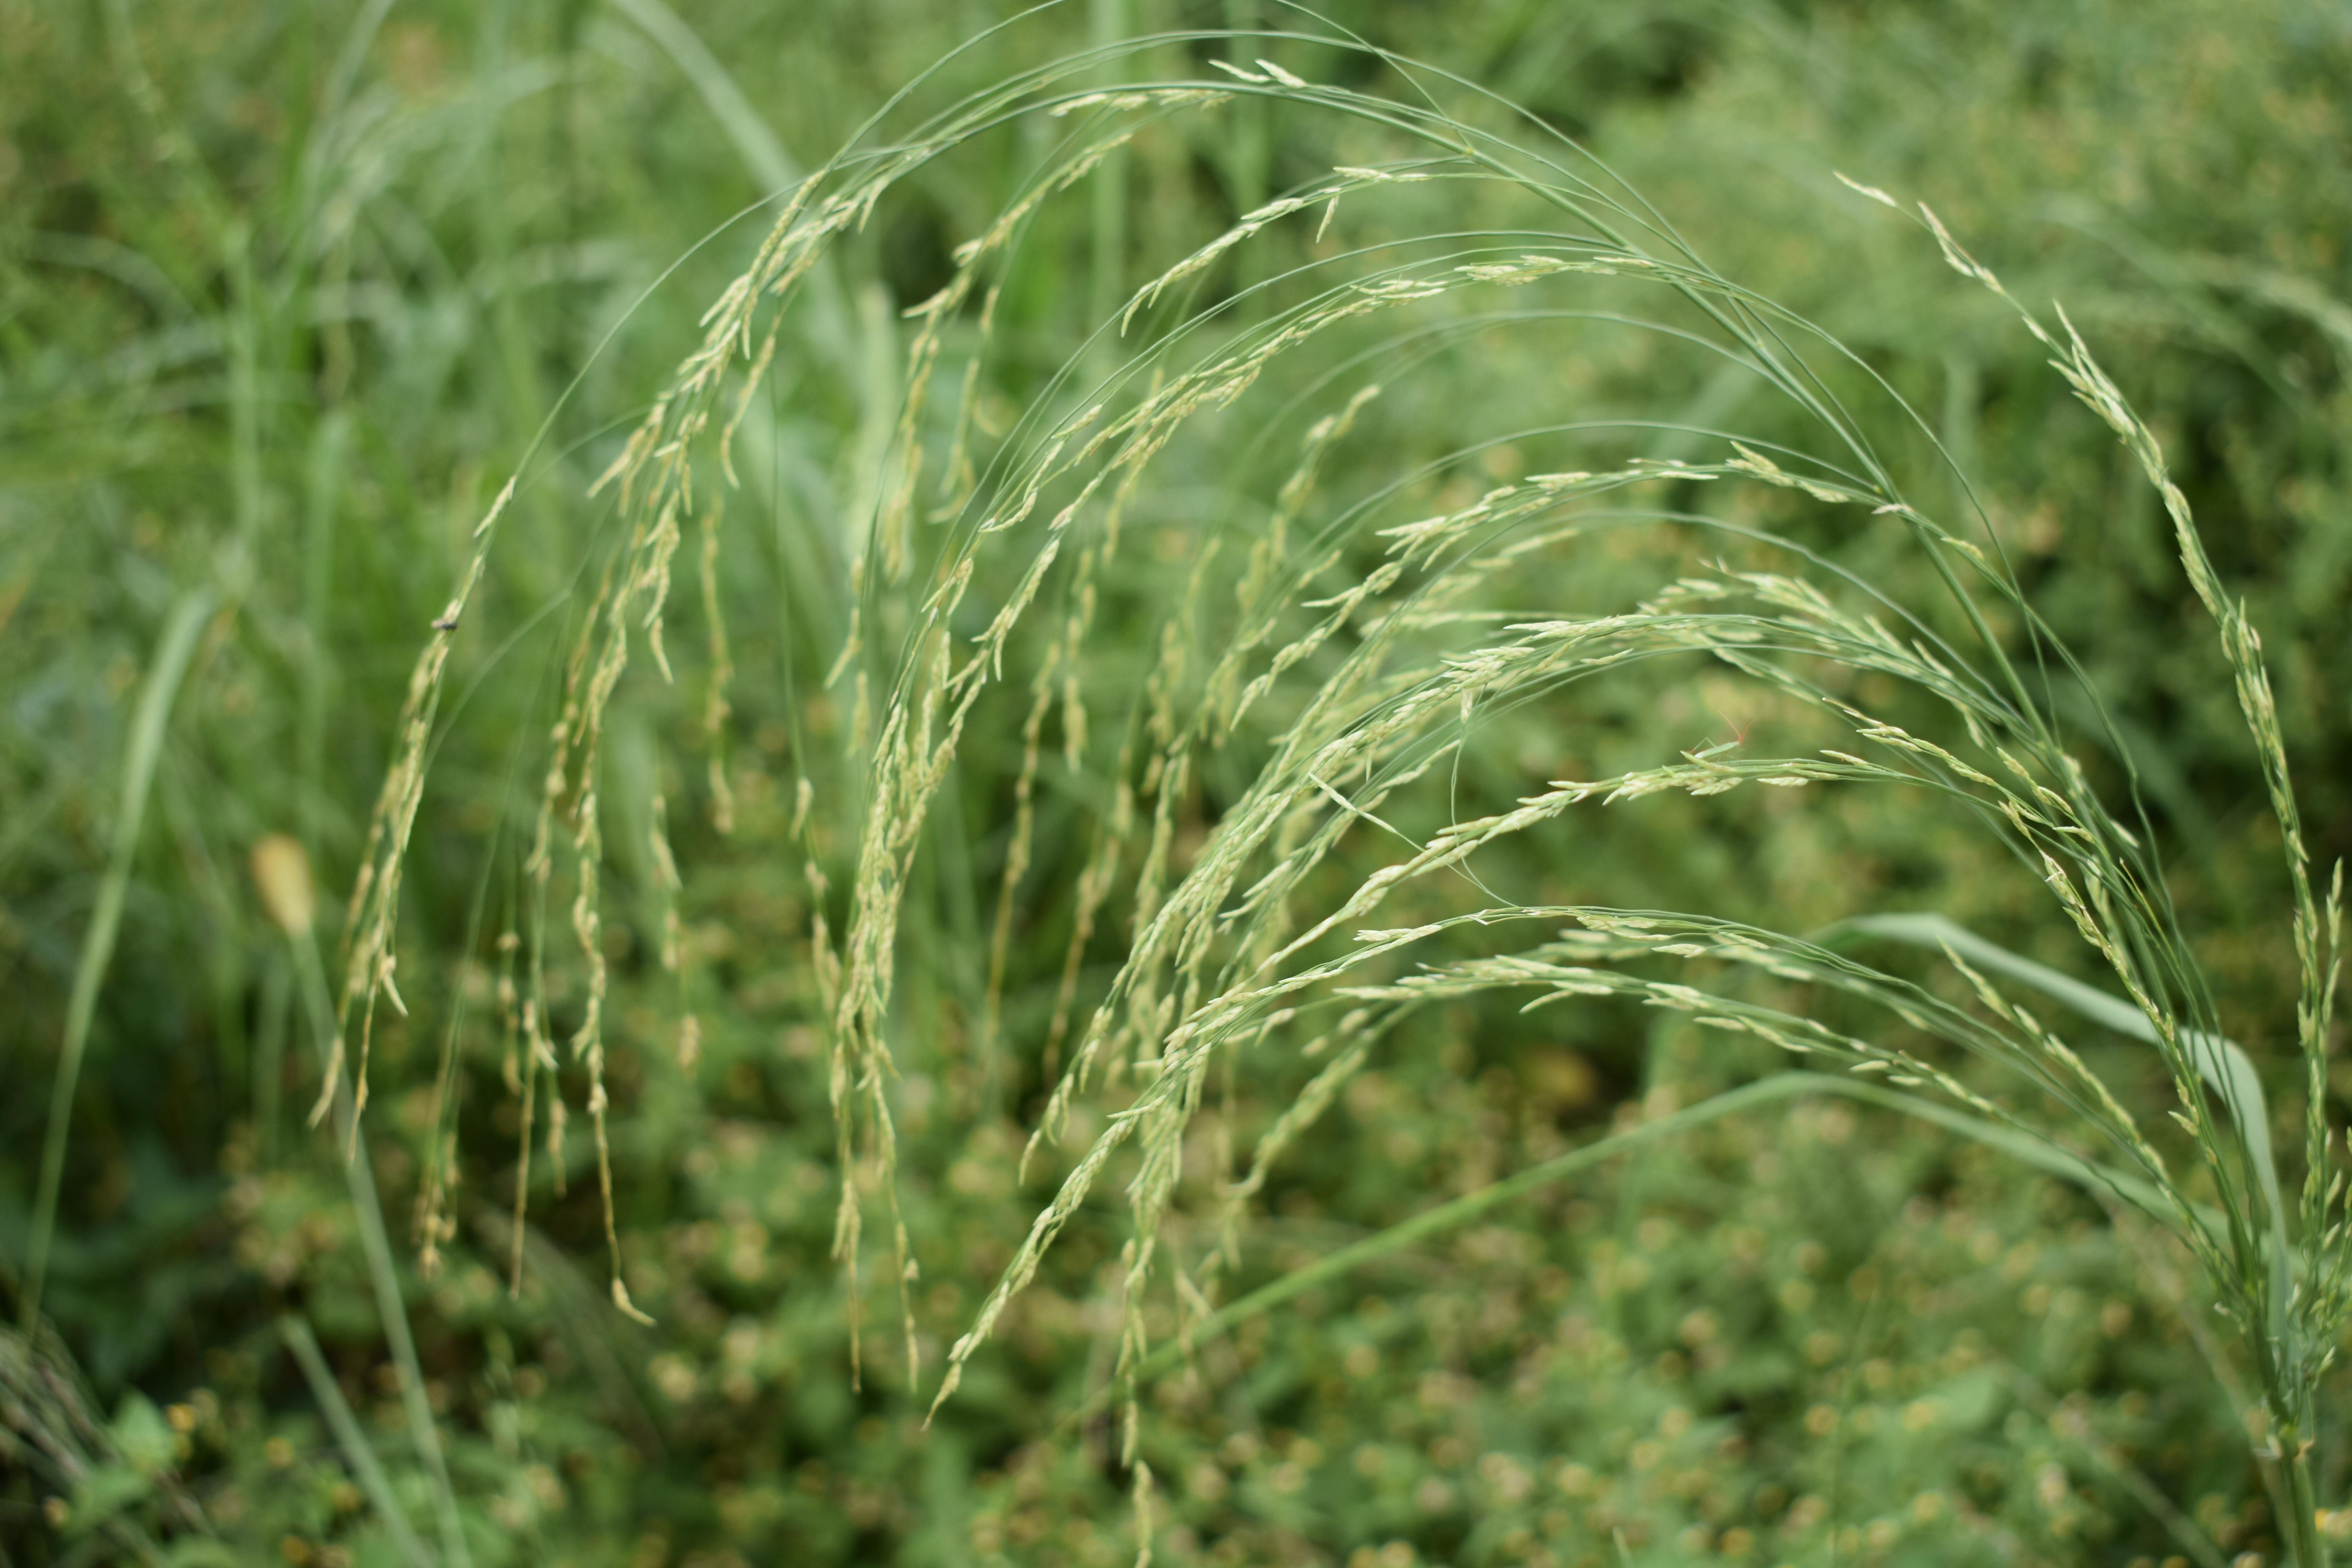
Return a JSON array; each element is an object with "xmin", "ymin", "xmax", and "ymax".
[{"xmin": 324, "ymin": 477, "xmax": 514, "ymax": 1137}]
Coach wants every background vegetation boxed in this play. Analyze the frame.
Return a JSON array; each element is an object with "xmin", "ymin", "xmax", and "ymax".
[{"xmin": 4, "ymin": 1, "xmax": 2350, "ymax": 1564}]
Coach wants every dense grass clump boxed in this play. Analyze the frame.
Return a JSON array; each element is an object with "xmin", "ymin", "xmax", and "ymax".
[{"xmin": 7, "ymin": 4, "xmax": 2352, "ymax": 1566}]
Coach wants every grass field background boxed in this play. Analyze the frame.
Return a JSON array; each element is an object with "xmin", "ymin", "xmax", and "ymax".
[{"xmin": 4, "ymin": 2, "xmax": 2351, "ymax": 1564}]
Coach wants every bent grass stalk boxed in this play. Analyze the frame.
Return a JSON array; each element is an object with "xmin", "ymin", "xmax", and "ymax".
[{"xmin": 334, "ymin": 16, "xmax": 2345, "ymax": 1561}]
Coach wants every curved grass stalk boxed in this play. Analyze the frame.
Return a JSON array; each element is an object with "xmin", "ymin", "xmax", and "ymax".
[{"xmin": 340, "ymin": 13, "xmax": 2347, "ymax": 1560}]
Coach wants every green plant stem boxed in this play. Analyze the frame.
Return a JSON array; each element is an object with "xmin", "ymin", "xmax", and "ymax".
[
  {"xmin": 278, "ymin": 1314, "xmax": 436, "ymax": 1568},
  {"xmin": 1070, "ymin": 1071, "xmax": 2162, "ymax": 1427},
  {"xmin": 21, "ymin": 585, "xmax": 215, "ymax": 1334},
  {"xmin": 1222, "ymin": 0, "xmax": 1267, "ymax": 295},
  {"xmin": 255, "ymin": 952, "xmax": 290, "ymax": 1167},
  {"xmin": 2279, "ymin": 1427, "xmax": 2328, "ymax": 1568},
  {"xmin": 299, "ymin": 410, "xmax": 347, "ymax": 853},
  {"xmin": 292, "ymin": 933, "xmax": 472, "ymax": 1568},
  {"xmin": 1088, "ymin": 0, "xmax": 1130, "ymax": 380}
]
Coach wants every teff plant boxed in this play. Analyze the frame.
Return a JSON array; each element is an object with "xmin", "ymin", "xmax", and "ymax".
[{"xmin": 328, "ymin": 15, "xmax": 2344, "ymax": 1562}]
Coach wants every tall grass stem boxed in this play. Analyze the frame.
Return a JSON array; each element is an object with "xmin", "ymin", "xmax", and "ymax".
[
  {"xmin": 22, "ymin": 585, "xmax": 216, "ymax": 1334},
  {"xmin": 293, "ymin": 933, "xmax": 472, "ymax": 1568},
  {"xmin": 278, "ymin": 1314, "xmax": 436, "ymax": 1568}
]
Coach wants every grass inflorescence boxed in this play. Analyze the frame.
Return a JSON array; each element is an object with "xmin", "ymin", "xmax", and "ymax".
[
  {"xmin": 11, "ymin": 3, "xmax": 2352, "ymax": 1564},
  {"xmin": 323, "ymin": 12, "xmax": 2347, "ymax": 1563}
]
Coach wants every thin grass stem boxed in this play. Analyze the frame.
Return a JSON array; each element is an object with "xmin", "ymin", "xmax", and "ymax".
[
  {"xmin": 292, "ymin": 933, "xmax": 472, "ymax": 1568},
  {"xmin": 22, "ymin": 584, "xmax": 215, "ymax": 1334},
  {"xmin": 277, "ymin": 1314, "xmax": 436, "ymax": 1568}
]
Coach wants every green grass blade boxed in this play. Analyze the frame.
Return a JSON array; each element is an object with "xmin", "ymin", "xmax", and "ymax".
[
  {"xmin": 1088, "ymin": 0, "xmax": 1131, "ymax": 358},
  {"xmin": 1079, "ymin": 1071, "xmax": 2163, "ymax": 1421},
  {"xmin": 277, "ymin": 1315, "xmax": 436, "ymax": 1568},
  {"xmin": 606, "ymin": 0, "xmax": 799, "ymax": 193},
  {"xmin": 22, "ymin": 585, "xmax": 216, "ymax": 1334},
  {"xmin": 1840, "ymin": 911, "xmax": 2283, "ymax": 1252},
  {"xmin": 1842, "ymin": 911, "xmax": 2165, "ymax": 1039},
  {"xmin": 599, "ymin": 0, "xmax": 856, "ymax": 368}
]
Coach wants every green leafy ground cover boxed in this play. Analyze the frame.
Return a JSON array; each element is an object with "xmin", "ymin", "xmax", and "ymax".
[{"xmin": 3, "ymin": 2, "xmax": 2350, "ymax": 1565}]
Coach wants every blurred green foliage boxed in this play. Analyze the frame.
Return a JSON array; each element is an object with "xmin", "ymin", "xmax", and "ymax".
[{"xmin": 2, "ymin": 1, "xmax": 2349, "ymax": 1564}]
